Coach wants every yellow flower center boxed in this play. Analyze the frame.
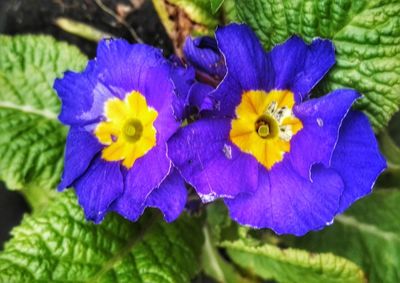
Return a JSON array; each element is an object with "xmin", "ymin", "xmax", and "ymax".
[
  {"xmin": 229, "ymin": 90, "xmax": 303, "ymax": 170},
  {"xmin": 94, "ymin": 91, "xmax": 158, "ymax": 169}
]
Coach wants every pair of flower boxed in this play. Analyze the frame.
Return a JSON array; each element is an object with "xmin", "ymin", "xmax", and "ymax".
[{"xmin": 54, "ymin": 24, "xmax": 385, "ymax": 236}]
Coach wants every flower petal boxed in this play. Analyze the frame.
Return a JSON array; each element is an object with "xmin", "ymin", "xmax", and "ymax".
[
  {"xmin": 170, "ymin": 62, "xmax": 196, "ymax": 120},
  {"xmin": 212, "ymin": 23, "xmax": 275, "ymax": 117},
  {"xmin": 289, "ymin": 89, "xmax": 360, "ymax": 179},
  {"xmin": 271, "ymin": 36, "xmax": 335, "ymax": 102},
  {"xmin": 96, "ymin": 39, "xmax": 175, "ymax": 111},
  {"xmin": 110, "ymin": 143, "xmax": 171, "ymax": 220},
  {"xmin": 332, "ymin": 111, "xmax": 386, "ymax": 213},
  {"xmin": 55, "ymin": 61, "xmax": 99, "ymax": 126},
  {"xmin": 145, "ymin": 169, "xmax": 187, "ymax": 222},
  {"xmin": 168, "ymin": 118, "xmax": 258, "ymax": 201},
  {"xmin": 58, "ymin": 127, "xmax": 102, "ymax": 191},
  {"xmin": 183, "ymin": 36, "xmax": 226, "ymax": 80},
  {"xmin": 74, "ymin": 157, "xmax": 123, "ymax": 223},
  {"xmin": 225, "ymin": 161, "xmax": 344, "ymax": 236},
  {"xmin": 188, "ymin": 82, "xmax": 214, "ymax": 112}
]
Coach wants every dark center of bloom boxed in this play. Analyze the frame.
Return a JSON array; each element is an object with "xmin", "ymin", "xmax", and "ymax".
[
  {"xmin": 123, "ymin": 118, "xmax": 143, "ymax": 142},
  {"xmin": 255, "ymin": 115, "xmax": 279, "ymax": 139},
  {"xmin": 230, "ymin": 90, "xmax": 303, "ymax": 169}
]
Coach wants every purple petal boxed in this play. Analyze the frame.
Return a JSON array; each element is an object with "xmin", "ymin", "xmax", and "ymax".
[
  {"xmin": 58, "ymin": 127, "xmax": 102, "ymax": 191},
  {"xmin": 183, "ymin": 36, "xmax": 226, "ymax": 80},
  {"xmin": 168, "ymin": 118, "xmax": 258, "ymax": 201},
  {"xmin": 332, "ymin": 111, "xmax": 386, "ymax": 213},
  {"xmin": 54, "ymin": 61, "xmax": 100, "ymax": 126},
  {"xmin": 74, "ymin": 157, "xmax": 123, "ymax": 223},
  {"xmin": 170, "ymin": 62, "xmax": 196, "ymax": 120},
  {"xmin": 96, "ymin": 40, "xmax": 175, "ymax": 111},
  {"xmin": 110, "ymin": 143, "xmax": 171, "ymax": 220},
  {"xmin": 271, "ymin": 36, "xmax": 335, "ymax": 102},
  {"xmin": 145, "ymin": 169, "xmax": 187, "ymax": 222},
  {"xmin": 226, "ymin": 160, "xmax": 344, "ymax": 236},
  {"xmin": 289, "ymin": 89, "xmax": 359, "ymax": 179},
  {"xmin": 188, "ymin": 82, "xmax": 214, "ymax": 112},
  {"xmin": 211, "ymin": 23, "xmax": 275, "ymax": 117}
]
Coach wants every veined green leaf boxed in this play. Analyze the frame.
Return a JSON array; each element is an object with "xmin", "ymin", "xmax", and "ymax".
[
  {"xmin": 0, "ymin": 35, "xmax": 87, "ymax": 192},
  {"xmin": 234, "ymin": 0, "xmax": 400, "ymax": 131},
  {"xmin": 0, "ymin": 190, "xmax": 204, "ymax": 283},
  {"xmin": 222, "ymin": 240, "xmax": 365, "ymax": 283},
  {"xmin": 291, "ymin": 190, "xmax": 400, "ymax": 283}
]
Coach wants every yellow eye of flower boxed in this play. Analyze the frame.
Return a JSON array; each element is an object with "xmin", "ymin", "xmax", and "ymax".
[
  {"xmin": 229, "ymin": 90, "xmax": 303, "ymax": 170},
  {"xmin": 94, "ymin": 91, "xmax": 158, "ymax": 169}
]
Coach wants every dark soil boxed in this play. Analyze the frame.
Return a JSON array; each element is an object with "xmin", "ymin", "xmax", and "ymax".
[{"xmin": 0, "ymin": 0, "xmax": 173, "ymax": 57}]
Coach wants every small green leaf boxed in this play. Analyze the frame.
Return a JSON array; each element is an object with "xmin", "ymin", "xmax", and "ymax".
[
  {"xmin": 291, "ymin": 190, "xmax": 400, "ymax": 283},
  {"xmin": 234, "ymin": 0, "xmax": 400, "ymax": 131},
  {"xmin": 0, "ymin": 190, "xmax": 204, "ymax": 283},
  {"xmin": 0, "ymin": 35, "xmax": 87, "ymax": 192},
  {"xmin": 222, "ymin": 240, "xmax": 365, "ymax": 283},
  {"xmin": 211, "ymin": 0, "xmax": 225, "ymax": 13}
]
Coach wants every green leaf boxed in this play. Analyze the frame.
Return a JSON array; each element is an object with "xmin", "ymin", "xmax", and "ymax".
[
  {"xmin": 222, "ymin": 240, "xmax": 365, "ymax": 283},
  {"xmin": 0, "ymin": 190, "xmax": 204, "ymax": 283},
  {"xmin": 291, "ymin": 190, "xmax": 400, "ymax": 283},
  {"xmin": 234, "ymin": 0, "xmax": 400, "ymax": 131},
  {"xmin": 202, "ymin": 225, "xmax": 253, "ymax": 283},
  {"xmin": 0, "ymin": 35, "xmax": 87, "ymax": 192},
  {"xmin": 211, "ymin": 0, "xmax": 225, "ymax": 13},
  {"xmin": 379, "ymin": 130, "xmax": 400, "ymax": 169},
  {"xmin": 221, "ymin": 0, "xmax": 238, "ymax": 23}
]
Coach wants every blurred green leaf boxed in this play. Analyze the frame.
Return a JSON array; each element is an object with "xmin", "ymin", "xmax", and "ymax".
[
  {"xmin": 379, "ymin": 130, "xmax": 400, "ymax": 170},
  {"xmin": 291, "ymin": 190, "xmax": 400, "ymax": 283},
  {"xmin": 222, "ymin": 240, "xmax": 365, "ymax": 283},
  {"xmin": 211, "ymin": 0, "xmax": 225, "ymax": 13},
  {"xmin": 221, "ymin": 0, "xmax": 237, "ymax": 23},
  {"xmin": 234, "ymin": 0, "xmax": 400, "ymax": 131},
  {"xmin": 0, "ymin": 191, "xmax": 204, "ymax": 283},
  {"xmin": 0, "ymin": 35, "xmax": 87, "ymax": 193},
  {"xmin": 202, "ymin": 225, "xmax": 253, "ymax": 283}
]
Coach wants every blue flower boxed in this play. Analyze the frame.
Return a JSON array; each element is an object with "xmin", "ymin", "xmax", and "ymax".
[
  {"xmin": 169, "ymin": 24, "xmax": 386, "ymax": 235},
  {"xmin": 54, "ymin": 39, "xmax": 190, "ymax": 223}
]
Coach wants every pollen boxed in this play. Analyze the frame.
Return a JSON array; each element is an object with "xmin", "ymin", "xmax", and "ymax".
[
  {"xmin": 94, "ymin": 91, "xmax": 158, "ymax": 169},
  {"xmin": 229, "ymin": 90, "xmax": 303, "ymax": 170}
]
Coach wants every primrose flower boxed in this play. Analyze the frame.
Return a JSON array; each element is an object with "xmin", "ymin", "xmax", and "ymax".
[
  {"xmin": 54, "ymin": 39, "xmax": 188, "ymax": 223},
  {"xmin": 169, "ymin": 24, "xmax": 386, "ymax": 235}
]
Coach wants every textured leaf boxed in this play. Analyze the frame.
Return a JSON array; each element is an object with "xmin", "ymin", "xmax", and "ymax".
[
  {"xmin": 0, "ymin": 35, "xmax": 87, "ymax": 192},
  {"xmin": 291, "ymin": 190, "xmax": 400, "ymax": 283},
  {"xmin": 222, "ymin": 240, "xmax": 365, "ymax": 283},
  {"xmin": 0, "ymin": 190, "xmax": 204, "ymax": 283},
  {"xmin": 234, "ymin": 0, "xmax": 400, "ymax": 131}
]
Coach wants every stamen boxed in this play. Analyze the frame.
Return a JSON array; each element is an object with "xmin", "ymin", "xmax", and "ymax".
[
  {"xmin": 258, "ymin": 124, "xmax": 270, "ymax": 138},
  {"xmin": 267, "ymin": 101, "xmax": 277, "ymax": 114},
  {"xmin": 279, "ymin": 125, "xmax": 293, "ymax": 141},
  {"xmin": 274, "ymin": 107, "xmax": 290, "ymax": 122},
  {"xmin": 123, "ymin": 119, "xmax": 143, "ymax": 142}
]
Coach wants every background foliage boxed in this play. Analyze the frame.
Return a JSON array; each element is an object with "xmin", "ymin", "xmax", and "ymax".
[{"xmin": 0, "ymin": 0, "xmax": 399, "ymax": 282}]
